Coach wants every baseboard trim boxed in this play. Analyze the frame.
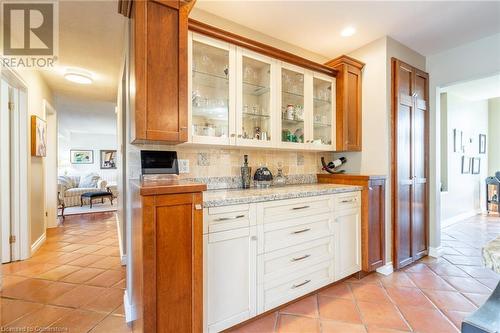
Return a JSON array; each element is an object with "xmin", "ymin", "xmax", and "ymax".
[
  {"xmin": 428, "ymin": 246, "xmax": 443, "ymax": 258},
  {"xmin": 376, "ymin": 262, "xmax": 394, "ymax": 276},
  {"xmin": 30, "ymin": 233, "xmax": 46, "ymax": 255},
  {"xmin": 441, "ymin": 210, "xmax": 481, "ymax": 229},
  {"xmin": 124, "ymin": 290, "xmax": 136, "ymax": 323}
]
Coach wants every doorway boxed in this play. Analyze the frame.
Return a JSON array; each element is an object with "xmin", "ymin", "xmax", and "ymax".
[
  {"xmin": 0, "ymin": 71, "xmax": 29, "ymax": 264},
  {"xmin": 44, "ymin": 101, "xmax": 58, "ymax": 228}
]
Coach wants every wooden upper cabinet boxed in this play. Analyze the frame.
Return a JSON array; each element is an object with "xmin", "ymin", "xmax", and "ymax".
[
  {"xmin": 324, "ymin": 55, "xmax": 364, "ymax": 152},
  {"xmin": 124, "ymin": 0, "xmax": 195, "ymax": 143}
]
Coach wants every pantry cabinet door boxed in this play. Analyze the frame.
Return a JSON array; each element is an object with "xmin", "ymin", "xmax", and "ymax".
[
  {"xmin": 204, "ymin": 227, "xmax": 257, "ymax": 333},
  {"xmin": 278, "ymin": 63, "xmax": 312, "ymax": 150},
  {"xmin": 334, "ymin": 208, "xmax": 361, "ymax": 280},
  {"xmin": 236, "ymin": 48, "xmax": 277, "ymax": 148},
  {"xmin": 189, "ymin": 33, "xmax": 236, "ymax": 146},
  {"xmin": 309, "ymin": 72, "xmax": 336, "ymax": 151}
]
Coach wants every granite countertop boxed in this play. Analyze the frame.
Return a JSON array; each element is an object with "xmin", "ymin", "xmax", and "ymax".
[{"xmin": 203, "ymin": 183, "xmax": 362, "ymax": 207}]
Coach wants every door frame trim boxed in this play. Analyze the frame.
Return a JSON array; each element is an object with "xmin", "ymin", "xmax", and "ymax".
[{"xmin": 391, "ymin": 57, "xmax": 430, "ymax": 270}]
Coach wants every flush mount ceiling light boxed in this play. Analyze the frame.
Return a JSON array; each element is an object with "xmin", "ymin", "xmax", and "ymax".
[
  {"xmin": 64, "ymin": 69, "xmax": 93, "ymax": 84},
  {"xmin": 341, "ymin": 26, "xmax": 356, "ymax": 37}
]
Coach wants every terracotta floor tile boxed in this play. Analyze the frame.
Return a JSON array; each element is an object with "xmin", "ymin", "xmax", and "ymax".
[
  {"xmin": 1, "ymin": 278, "xmax": 53, "ymax": 301},
  {"xmin": 61, "ymin": 267, "xmax": 106, "ymax": 284},
  {"xmin": 443, "ymin": 255, "xmax": 483, "ymax": 266},
  {"xmin": 276, "ymin": 314, "xmax": 320, "ymax": 333},
  {"xmin": 60, "ymin": 243, "xmax": 88, "ymax": 252},
  {"xmin": 441, "ymin": 247, "xmax": 462, "ymax": 255},
  {"xmin": 89, "ymin": 256, "xmax": 123, "ymax": 270},
  {"xmin": 320, "ymin": 320, "xmax": 366, "ymax": 333},
  {"xmin": 280, "ymin": 295, "xmax": 318, "ymax": 317},
  {"xmin": 74, "ymin": 245, "xmax": 107, "ymax": 254},
  {"xmin": 38, "ymin": 265, "xmax": 81, "ymax": 281},
  {"xmin": 111, "ymin": 279, "xmax": 126, "ymax": 289},
  {"xmin": 0, "ymin": 298, "xmax": 44, "ymax": 326},
  {"xmin": 406, "ymin": 272, "xmax": 456, "ymax": 291},
  {"xmin": 89, "ymin": 314, "xmax": 132, "ymax": 333},
  {"xmin": 365, "ymin": 327, "xmax": 410, "ymax": 333},
  {"xmin": 93, "ymin": 246, "xmax": 120, "ymax": 257},
  {"xmin": 50, "ymin": 308, "xmax": 107, "ymax": 332},
  {"xmin": 379, "ymin": 271, "xmax": 416, "ymax": 288},
  {"xmin": 86, "ymin": 270, "xmax": 125, "ymax": 288},
  {"xmin": 31, "ymin": 281, "xmax": 78, "ymax": 304},
  {"xmin": 318, "ymin": 282, "xmax": 354, "ymax": 300},
  {"xmin": 384, "ymin": 286, "xmax": 435, "ymax": 308},
  {"xmin": 2, "ymin": 261, "xmax": 38, "ymax": 275},
  {"xmin": 14, "ymin": 263, "xmax": 60, "ymax": 277},
  {"xmin": 67, "ymin": 254, "xmax": 107, "ymax": 267},
  {"xmin": 441, "ymin": 276, "xmax": 492, "ymax": 294},
  {"xmin": 347, "ymin": 273, "xmax": 382, "ymax": 285},
  {"xmin": 46, "ymin": 252, "xmax": 86, "ymax": 265},
  {"xmin": 462, "ymin": 292, "xmax": 490, "ymax": 307},
  {"xmin": 454, "ymin": 247, "xmax": 483, "ymax": 256},
  {"xmin": 398, "ymin": 305, "xmax": 458, "ymax": 333},
  {"xmin": 426, "ymin": 262, "xmax": 470, "ymax": 277},
  {"xmin": 422, "ymin": 290, "xmax": 477, "ymax": 312},
  {"xmin": 318, "ymin": 296, "xmax": 362, "ymax": 324},
  {"xmin": 443, "ymin": 310, "xmax": 472, "ymax": 329},
  {"xmin": 81, "ymin": 288, "xmax": 124, "ymax": 314},
  {"xmin": 457, "ymin": 266, "xmax": 500, "ymax": 279},
  {"xmin": 6, "ymin": 304, "xmax": 73, "ymax": 330},
  {"xmin": 229, "ymin": 312, "xmax": 277, "ymax": 333},
  {"xmin": 476, "ymin": 278, "xmax": 499, "ymax": 289},
  {"xmin": 355, "ymin": 301, "xmax": 409, "ymax": 331},
  {"xmin": 112, "ymin": 305, "xmax": 125, "ymax": 317},
  {"xmin": 0, "ymin": 275, "xmax": 28, "ymax": 289},
  {"xmin": 404, "ymin": 263, "xmax": 434, "ymax": 274},
  {"xmin": 51, "ymin": 284, "xmax": 105, "ymax": 308},
  {"xmin": 350, "ymin": 283, "xmax": 391, "ymax": 303}
]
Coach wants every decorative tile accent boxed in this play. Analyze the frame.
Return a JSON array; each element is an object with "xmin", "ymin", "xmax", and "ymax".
[
  {"xmin": 297, "ymin": 153, "xmax": 304, "ymax": 166},
  {"xmin": 197, "ymin": 153, "xmax": 210, "ymax": 166}
]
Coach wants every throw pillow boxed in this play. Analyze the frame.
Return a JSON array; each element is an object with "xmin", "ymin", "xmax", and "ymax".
[
  {"xmin": 58, "ymin": 175, "xmax": 74, "ymax": 190},
  {"xmin": 79, "ymin": 173, "xmax": 100, "ymax": 188}
]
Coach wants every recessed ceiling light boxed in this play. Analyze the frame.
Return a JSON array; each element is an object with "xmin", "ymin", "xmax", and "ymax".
[
  {"xmin": 64, "ymin": 69, "xmax": 93, "ymax": 84},
  {"xmin": 341, "ymin": 26, "xmax": 356, "ymax": 37}
]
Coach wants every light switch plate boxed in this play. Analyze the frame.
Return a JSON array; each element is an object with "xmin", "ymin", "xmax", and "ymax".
[{"xmin": 178, "ymin": 159, "xmax": 189, "ymax": 173}]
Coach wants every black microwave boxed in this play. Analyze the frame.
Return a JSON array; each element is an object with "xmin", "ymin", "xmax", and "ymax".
[{"xmin": 141, "ymin": 150, "xmax": 179, "ymax": 175}]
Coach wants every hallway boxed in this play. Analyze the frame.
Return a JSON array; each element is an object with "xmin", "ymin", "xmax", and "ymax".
[
  {"xmin": 1, "ymin": 212, "xmax": 130, "ymax": 332},
  {"xmin": 229, "ymin": 214, "xmax": 500, "ymax": 333}
]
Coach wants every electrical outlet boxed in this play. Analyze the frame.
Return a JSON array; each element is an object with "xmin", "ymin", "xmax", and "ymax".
[{"xmin": 178, "ymin": 159, "xmax": 189, "ymax": 174}]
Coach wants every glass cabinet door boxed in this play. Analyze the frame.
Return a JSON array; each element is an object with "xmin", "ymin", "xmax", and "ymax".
[
  {"xmin": 312, "ymin": 76, "xmax": 334, "ymax": 148},
  {"xmin": 191, "ymin": 37, "xmax": 232, "ymax": 143},
  {"xmin": 237, "ymin": 50, "xmax": 273, "ymax": 146},
  {"xmin": 281, "ymin": 67, "xmax": 305, "ymax": 145}
]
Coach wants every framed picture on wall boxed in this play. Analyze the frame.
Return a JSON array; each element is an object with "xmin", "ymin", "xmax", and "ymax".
[
  {"xmin": 472, "ymin": 157, "xmax": 481, "ymax": 174},
  {"xmin": 100, "ymin": 150, "xmax": 117, "ymax": 169},
  {"xmin": 461, "ymin": 155, "xmax": 470, "ymax": 174},
  {"xmin": 71, "ymin": 150, "xmax": 93, "ymax": 164},
  {"xmin": 479, "ymin": 134, "xmax": 486, "ymax": 154},
  {"xmin": 30, "ymin": 115, "xmax": 46, "ymax": 157}
]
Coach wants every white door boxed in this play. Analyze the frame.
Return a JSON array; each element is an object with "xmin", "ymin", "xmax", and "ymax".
[
  {"xmin": 334, "ymin": 208, "xmax": 361, "ymax": 280},
  {"xmin": 1, "ymin": 80, "xmax": 12, "ymax": 263},
  {"xmin": 204, "ymin": 227, "xmax": 257, "ymax": 333}
]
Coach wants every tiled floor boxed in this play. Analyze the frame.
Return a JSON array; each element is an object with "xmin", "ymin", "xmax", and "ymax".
[
  {"xmin": 229, "ymin": 214, "xmax": 500, "ymax": 333},
  {"xmin": 1, "ymin": 212, "xmax": 131, "ymax": 332}
]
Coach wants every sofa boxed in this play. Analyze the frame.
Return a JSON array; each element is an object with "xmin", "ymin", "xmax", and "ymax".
[{"xmin": 58, "ymin": 174, "xmax": 108, "ymax": 207}]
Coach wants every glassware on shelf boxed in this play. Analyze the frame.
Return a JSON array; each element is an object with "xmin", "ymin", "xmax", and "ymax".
[{"xmin": 273, "ymin": 163, "xmax": 286, "ymax": 187}]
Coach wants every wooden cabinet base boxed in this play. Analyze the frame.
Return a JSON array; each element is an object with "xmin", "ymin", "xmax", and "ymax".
[{"xmin": 317, "ymin": 174, "xmax": 386, "ymax": 273}]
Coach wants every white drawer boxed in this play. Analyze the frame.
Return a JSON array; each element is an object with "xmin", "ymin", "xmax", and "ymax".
[
  {"xmin": 262, "ymin": 261, "xmax": 333, "ymax": 311},
  {"xmin": 259, "ymin": 236, "xmax": 334, "ymax": 283},
  {"xmin": 259, "ymin": 196, "xmax": 333, "ymax": 223},
  {"xmin": 204, "ymin": 204, "xmax": 254, "ymax": 234},
  {"xmin": 261, "ymin": 213, "xmax": 333, "ymax": 253},
  {"xmin": 334, "ymin": 192, "xmax": 361, "ymax": 211}
]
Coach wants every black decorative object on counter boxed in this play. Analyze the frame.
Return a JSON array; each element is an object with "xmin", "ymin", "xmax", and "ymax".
[
  {"xmin": 321, "ymin": 156, "xmax": 347, "ymax": 174},
  {"xmin": 254, "ymin": 166, "xmax": 273, "ymax": 188}
]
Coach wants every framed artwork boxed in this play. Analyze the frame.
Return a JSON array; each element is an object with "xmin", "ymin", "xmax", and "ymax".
[
  {"xmin": 472, "ymin": 157, "xmax": 481, "ymax": 174},
  {"xmin": 71, "ymin": 150, "xmax": 93, "ymax": 164},
  {"xmin": 31, "ymin": 115, "xmax": 46, "ymax": 157},
  {"xmin": 100, "ymin": 150, "xmax": 117, "ymax": 169},
  {"xmin": 461, "ymin": 155, "xmax": 470, "ymax": 174},
  {"xmin": 479, "ymin": 134, "xmax": 486, "ymax": 154}
]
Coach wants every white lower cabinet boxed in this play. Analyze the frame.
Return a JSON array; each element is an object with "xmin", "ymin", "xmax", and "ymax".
[
  {"xmin": 334, "ymin": 207, "xmax": 361, "ymax": 280},
  {"xmin": 204, "ymin": 192, "xmax": 360, "ymax": 332}
]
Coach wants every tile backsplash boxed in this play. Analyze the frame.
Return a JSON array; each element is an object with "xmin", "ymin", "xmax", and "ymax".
[{"xmin": 127, "ymin": 144, "xmax": 333, "ymax": 188}]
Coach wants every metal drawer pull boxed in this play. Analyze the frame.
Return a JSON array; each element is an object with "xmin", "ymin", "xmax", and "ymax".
[
  {"xmin": 340, "ymin": 198, "xmax": 356, "ymax": 203},
  {"xmin": 291, "ymin": 254, "xmax": 310, "ymax": 262},
  {"xmin": 292, "ymin": 279, "xmax": 311, "ymax": 289},
  {"xmin": 292, "ymin": 205, "xmax": 310, "ymax": 210},
  {"xmin": 291, "ymin": 228, "xmax": 311, "ymax": 234},
  {"xmin": 215, "ymin": 215, "xmax": 245, "ymax": 221}
]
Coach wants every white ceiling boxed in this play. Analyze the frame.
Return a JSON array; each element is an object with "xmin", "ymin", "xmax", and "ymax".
[
  {"xmin": 442, "ymin": 74, "xmax": 500, "ymax": 101},
  {"xmin": 195, "ymin": 1, "xmax": 500, "ymax": 58},
  {"xmin": 40, "ymin": 1, "xmax": 126, "ymax": 102}
]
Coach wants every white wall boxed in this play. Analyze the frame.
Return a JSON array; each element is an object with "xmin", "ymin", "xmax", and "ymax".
[
  {"xmin": 426, "ymin": 33, "xmax": 500, "ymax": 247},
  {"xmin": 489, "ymin": 97, "xmax": 500, "ymax": 176},
  {"xmin": 440, "ymin": 93, "xmax": 488, "ymax": 225}
]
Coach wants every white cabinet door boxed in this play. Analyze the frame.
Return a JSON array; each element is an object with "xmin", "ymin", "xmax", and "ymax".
[
  {"xmin": 309, "ymin": 72, "xmax": 336, "ymax": 151},
  {"xmin": 334, "ymin": 207, "xmax": 361, "ymax": 280},
  {"xmin": 204, "ymin": 227, "xmax": 257, "ymax": 333}
]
